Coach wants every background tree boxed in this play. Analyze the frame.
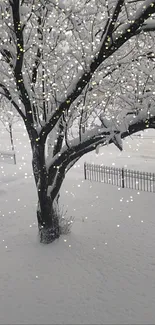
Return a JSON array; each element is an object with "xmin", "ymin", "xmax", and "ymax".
[
  {"xmin": 0, "ymin": 0, "xmax": 155, "ymax": 243},
  {"xmin": 0, "ymin": 96, "xmax": 20, "ymax": 164}
]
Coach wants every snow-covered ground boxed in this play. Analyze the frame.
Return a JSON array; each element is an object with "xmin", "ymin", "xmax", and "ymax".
[{"xmin": 0, "ymin": 122, "xmax": 155, "ymax": 324}]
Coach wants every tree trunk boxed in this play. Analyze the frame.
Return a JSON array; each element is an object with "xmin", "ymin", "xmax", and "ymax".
[
  {"xmin": 25, "ymin": 122, "xmax": 67, "ymax": 244},
  {"xmin": 31, "ymin": 140, "xmax": 61, "ymax": 244},
  {"xmin": 37, "ymin": 196, "xmax": 60, "ymax": 244}
]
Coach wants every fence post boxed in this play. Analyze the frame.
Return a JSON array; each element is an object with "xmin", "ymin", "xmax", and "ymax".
[
  {"xmin": 84, "ymin": 162, "xmax": 87, "ymax": 180},
  {"xmin": 122, "ymin": 168, "xmax": 125, "ymax": 188}
]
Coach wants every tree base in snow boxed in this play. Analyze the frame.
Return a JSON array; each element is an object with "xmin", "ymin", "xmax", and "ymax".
[{"xmin": 39, "ymin": 226, "xmax": 60, "ymax": 244}]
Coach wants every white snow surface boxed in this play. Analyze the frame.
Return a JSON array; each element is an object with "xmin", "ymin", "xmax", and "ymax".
[{"xmin": 0, "ymin": 122, "xmax": 155, "ymax": 324}]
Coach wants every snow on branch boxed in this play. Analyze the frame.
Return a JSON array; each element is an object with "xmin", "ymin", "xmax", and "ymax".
[
  {"xmin": 112, "ymin": 0, "xmax": 155, "ymax": 41},
  {"xmin": 137, "ymin": 18, "xmax": 155, "ymax": 32},
  {"xmin": 46, "ymin": 124, "xmax": 121, "ymax": 171},
  {"xmin": 46, "ymin": 104, "xmax": 155, "ymax": 176},
  {"xmin": 120, "ymin": 106, "xmax": 155, "ymax": 136}
]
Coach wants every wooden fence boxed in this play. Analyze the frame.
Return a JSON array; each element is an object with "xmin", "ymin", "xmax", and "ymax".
[{"xmin": 84, "ymin": 162, "xmax": 155, "ymax": 193}]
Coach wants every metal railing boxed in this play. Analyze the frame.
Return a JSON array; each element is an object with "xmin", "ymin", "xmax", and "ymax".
[{"xmin": 84, "ymin": 162, "xmax": 155, "ymax": 193}]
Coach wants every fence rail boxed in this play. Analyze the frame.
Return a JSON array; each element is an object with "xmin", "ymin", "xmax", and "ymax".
[{"xmin": 84, "ymin": 162, "xmax": 155, "ymax": 193}]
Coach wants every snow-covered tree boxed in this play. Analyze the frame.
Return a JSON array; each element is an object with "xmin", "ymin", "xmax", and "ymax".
[
  {"xmin": 1, "ymin": 0, "xmax": 155, "ymax": 243},
  {"xmin": 0, "ymin": 96, "xmax": 20, "ymax": 163}
]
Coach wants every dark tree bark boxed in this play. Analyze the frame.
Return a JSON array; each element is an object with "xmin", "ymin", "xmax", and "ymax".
[
  {"xmin": 28, "ymin": 127, "xmax": 65, "ymax": 243},
  {"xmin": 33, "ymin": 151, "xmax": 60, "ymax": 242},
  {"xmin": 37, "ymin": 198, "xmax": 60, "ymax": 244}
]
